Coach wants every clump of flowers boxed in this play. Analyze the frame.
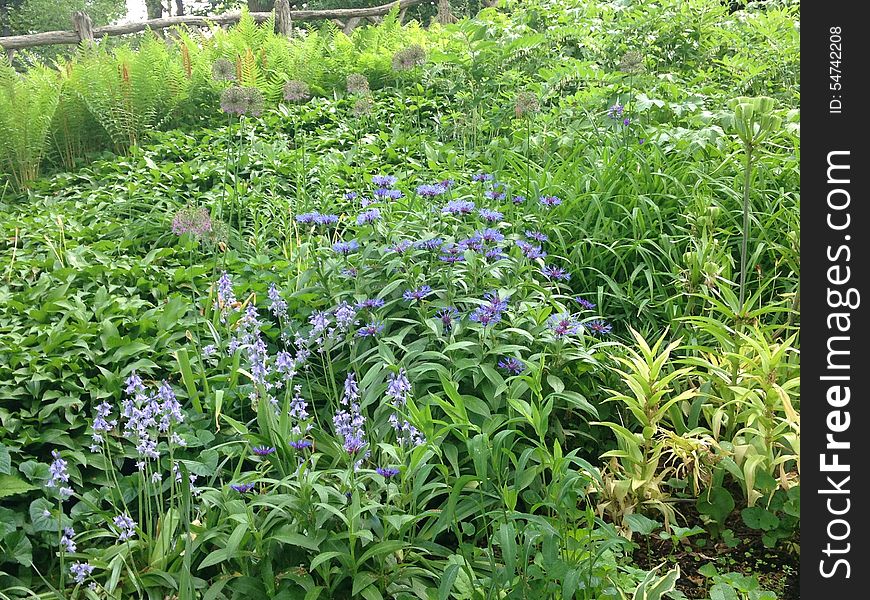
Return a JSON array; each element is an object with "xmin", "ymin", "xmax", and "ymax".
[
  {"xmin": 283, "ymin": 79, "xmax": 311, "ymax": 103},
  {"xmin": 515, "ymin": 91, "xmax": 540, "ymax": 118},
  {"xmin": 69, "ymin": 561, "xmax": 94, "ymax": 585},
  {"xmin": 171, "ymin": 205, "xmax": 212, "ymax": 239},
  {"xmin": 211, "ymin": 58, "xmax": 236, "ymax": 82},
  {"xmin": 47, "ymin": 450, "xmax": 73, "ymax": 499},
  {"xmin": 334, "ymin": 373, "xmax": 366, "ymax": 456},
  {"xmin": 470, "ymin": 292, "xmax": 509, "ymax": 327},
  {"xmin": 498, "ymin": 356, "xmax": 526, "ymax": 375},
  {"xmin": 346, "ymin": 73, "xmax": 370, "ymax": 95},
  {"xmin": 220, "ymin": 86, "xmax": 264, "ymax": 117},
  {"xmin": 548, "ymin": 313, "xmax": 582, "ymax": 338},
  {"xmin": 392, "ymin": 44, "xmax": 426, "ymax": 71},
  {"xmin": 113, "ymin": 513, "xmax": 137, "ymax": 542}
]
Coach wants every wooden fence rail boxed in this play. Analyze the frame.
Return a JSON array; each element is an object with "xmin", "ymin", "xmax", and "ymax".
[{"xmin": 0, "ymin": 0, "xmax": 426, "ymax": 52}]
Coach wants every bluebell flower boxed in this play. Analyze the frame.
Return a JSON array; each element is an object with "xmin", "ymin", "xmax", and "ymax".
[
  {"xmin": 113, "ymin": 513, "xmax": 137, "ymax": 542},
  {"xmin": 69, "ymin": 562, "xmax": 94, "ymax": 584},
  {"xmin": 60, "ymin": 527, "xmax": 76, "ymax": 553},
  {"xmin": 268, "ymin": 283, "xmax": 287, "ymax": 319},
  {"xmin": 385, "ymin": 368, "xmax": 412, "ymax": 407},
  {"xmin": 47, "ymin": 450, "xmax": 72, "ymax": 499}
]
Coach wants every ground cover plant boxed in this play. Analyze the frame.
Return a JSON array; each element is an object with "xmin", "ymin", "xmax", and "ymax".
[{"xmin": 0, "ymin": 0, "xmax": 799, "ymax": 598}]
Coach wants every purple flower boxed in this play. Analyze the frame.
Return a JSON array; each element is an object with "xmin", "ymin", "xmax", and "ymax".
[
  {"xmin": 458, "ymin": 236, "xmax": 484, "ymax": 253},
  {"xmin": 575, "ymin": 297, "xmax": 596, "ymax": 310},
  {"xmin": 372, "ymin": 175, "xmax": 398, "ymax": 188},
  {"xmin": 334, "ymin": 301, "xmax": 359, "ymax": 332},
  {"xmin": 623, "ymin": 117, "xmax": 631, "ymax": 126},
  {"xmin": 375, "ymin": 188, "xmax": 404, "ymax": 200},
  {"xmin": 231, "ymin": 482, "xmax": 256, "ymax": 493},
  {"xmin": 356, "ymin": 298, "xmax": 385, "ymax": 310},
  {"xmin": 436, "ymin": 307, "xmax": 459, "ymax": 332},
  {"xmin": 340, "ymin": 267, "xmax": 358, "ymax": 278},
  {"xmin": 440, "ymin": 179, "xmax": 455, "ymax": 188},
  {"xmin": 295, "ymin": 211, "xmax": 319, "ymax": 224},
  {"xmin": 485, "ymin": 248, "xmax": 507, "ymax": 262},
  {"xmin": 357, "ymin": 320, "xmax": 385, "ymax": 337},
  {"xmin": 171, "ymin": 205, "xmax": 212, "ymax": 239},
  {"xmin": 389, "ymin": 240, "xmax": 413, "ymax": 254},
  {"xmin": 438, "ymin": 244, "xmax": 466, "ymax": 263},
  {"xmin": 414, "ymin": 237, "xmax": 443, "ymax": 251},
  {"xmin": 385, "ymin": 368, "xmax": 412, "ymax": 407},
  {"xmin": 342, "ymin": 372, "xmax": 360, "ymax": 406},
  {"xmin": 497, "ymin": 357, "xmax": 526, "ymax": 375},
  {"xmin": 470, "ymin": 292, "xmax": 509, "ymax": 327},
  {"xmin": 525, "ymin": 230, "xmax": 548, "ymax": 243},
  {"xmin": 376, "ymin": 467, "xmax": 400, "ymax": 478},
  {"xmin": 61, "ymin": 527, "xmax": 76, "ymax": 553},
  {"xmin": 315, "ymin": 213, "xmax": 340, "ymax": 226},
  {"xmin": 344, "ymin": 192, "xmax": 358, "ymax": 201},
  {"xmin": 416, "ymin": 183, "xmax": 448, "ymax": 197},
  {"xmin": 607, "ymin": 102, "xmax": 625, "ymax": 119},
  {"xmin": 253, "ymin": 446, "xmax": 276, "ymax": 456},
  {"xmin": 515, "ymin": 240, "xmax": 547, "ymax": 260},
  {"xmin": 639, "ymin": 138, "xmax": 646, "ymax": 145},
  {"xmin": 585, "ymin": 319, "xmax": 613, "ymax": 336},
  {"xmin": 512, "ymin": 195, "xmax": 526, "ymax": 205},
  {"xmin": 268, "ymin": 283, "xmax": 287, "ymax": 319},
  {"xmin": 539, "ymin": 195, "xmax": 562, "ymax": 208},
  {"xmin": 113, "ymin": 513, "xmax": 137, "ymax": 542},
  {"xmin": 403, "ymin": 285, "xmax": 433, "ymax": 302},
  {"xmin": 541, "ymin": 265, "xmax": 571, "ymax": 281},
  {"xmin": 70, "ymin": 561, "xmax": 94, "ymax": 584},
  {"xmin": 485, "ymin": 189, "xmax": 506, "ymax": 201},
  {"xmin": 334, "ymin": 375, "xmax": 366, "ymax": 455},
  {"xmin": 477, "ymin": 228, "xmax": 505, "ymax": 243},
  {"xmin": 442, "ymin": 200, "xmax": 476, "ymax": 215},
  {"xmin": 472, "ymin": 173, "xmax": 494, "ymax": 182},
  {"xmin": 289, "ymin": 439, "xmax": 313, "ymax": 450},
  {"xmin": 216, "ymin": 271, "xmax": 237, "ymax": 311},
  {"xmin": 389, "ymin": 414, "xmax": 427, "ymax": 447},
  {"xmin": 548, "ymin": 313, "xmax": 582, "ymax": 338},
  {"xmin": 47, "ymin": 450, "xmax": 72, "ymax": 498},
  {"xmin": 356, "ymin": 208, "xmax": 381, "ymax": 225},
  {"xmin": 333, "ymin": 240, "xmax": 360, "ymax": 255},
  {"xmin": 478, "ymin": 208, "xmax": 504, "ymax": 222}
]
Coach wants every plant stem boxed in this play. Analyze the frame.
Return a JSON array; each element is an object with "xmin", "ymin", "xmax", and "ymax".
[{"xmin": 738, "ymin": 143, "xmax": 753, "ymax": 314}]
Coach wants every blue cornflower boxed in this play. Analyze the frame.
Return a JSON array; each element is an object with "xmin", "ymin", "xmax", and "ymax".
[
  {"xmin": 439, "ymin": 244, "xmax": 466, "ymax": 263},
  {"xmin": 485, "ymin": 248, "xmax": 507, "ymax": 262},
  {"xmin": 414, "ymin": 237, "xmax": 443, "ymax": 250},
  {"xmin": 470, "ymin": 292, "xmax": 509, "ymax": 327},
  {"xmin": 478, "ymin": 208, "xmax": 504, "ymax": 222},
  {"xmin": 436, "ymin": 307, "xmax": 459, "ymax": 332},
  {"xmin": 357, "ymin": 208, "xmax": 381, "ymax": 225},
  {"xmin": 231, "ymin": 482, "xmax": 256, "ymax": 493},
  {"xmin": 403, "ymin": 285, "xmax": 433, "ymax": 302},
  {"xmin": 333, "ymin": 240, "xmax": 360, "ymax": 255},
  {"xmin": 516, "ymin": 240, "xmax": 547, "ymax": 260},
  {"xmin": 472, "ymin": 173, "xmax": 494, "ymax": 182},
  {"xmin": 541, "ymin": 265, "xmax": 571, "ymax": 281},
  {"xmin": 585, "ymin": 319, "xmax": 613, "ymax": 336},
  {"xmin": 477, "ymin": 228, "xmax": 505, "ymax": 243},
  {"xmin": 372, "ymin": 175, "xmax": 398, "ymax": 188},
  {"xmin": 289, "ymin": 439, "xmax": 313, "ymax": 450},
  {"xmin": 253, "ymin": 446, "xmax": 276, "ymax": 456},
  {"xmin": 357, "ymin": 321, "xmax": 385, "ymax": 337},
  {"xmin": 344, "ymin": 192, "xmax": 358, "ymax": 201},
  {"xmin": 375, "ymin": 188, "xmax": 404, "ymax": 200},
  {"xmin": 315, "ymin": 213, "xmax": 339, "ymax": 226},
  {"xmin": 295, "ymin": 212, "xmax": 318, "ymax": 224},
  {"xmin": 575, "ymin": 297, "xmax": 596, "ymax": 310},
  {"xmin": 512, "ymin": 195, "xmax": 526, "ymax": 205},
  {"xmin": 497, "ymin": 357, "xmax": 526, "ymax": 375},
  {"xmin": 389, "ymin": 240, "xmax": 413, "ymax": 254},
  {"xmin": 539, "ymin": 195, "xmax": 562, "ymax": 208},
  {"xmin": 485, "ymin": 189, "xmax": 506, "ymax": 201},
  {"xmin": 548, "ymin": 313, "xmax": 582, "ymax": 338},
  {"xmin": 356, "ymin": 298, "xmax": 385, "ymax": 310},
  {"xmin": 442, "ymin": 200, "xmax": 476, "ymax": 215},
  {"xmin": 416, "ymin": 183, "xmax": 448, "ymax": 197},
  {"xmin": 525, "ymin": 230, "xmax": 548, "ymax": 243},
  {"xmin": 376, "ymin": 467, "xmax": 400, "ymax": 478},
  {"xmin": 623, "ymin": 117, "xmax": 631, "ymax": 126}
]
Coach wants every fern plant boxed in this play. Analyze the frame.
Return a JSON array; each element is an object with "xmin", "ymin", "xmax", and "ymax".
[{"xmin": 0, "ymin": 60, "xmax": 62, "ymax": 189}]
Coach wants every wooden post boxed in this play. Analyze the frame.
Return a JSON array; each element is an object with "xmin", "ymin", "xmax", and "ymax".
[
  {"xmin": 72, "ymin": 11, "xmax": 95, "ymax": 45},
  {"xmin": 274, "ymin": 0, "xmax": 292, "ymax": 37},
  {"xmin": 436, "ymin": 0, "xmax": 457, "ymax": 25}
]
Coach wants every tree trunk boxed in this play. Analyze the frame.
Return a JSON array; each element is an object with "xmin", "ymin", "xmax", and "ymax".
[
  {"xmin": 175, "ymin": 0, "xmax": 185, "ymax": 16},
  {"xmin": 248, "ymin": 0, "xmax": 275, "ymax": 11},
  {"xmin": 274, "ymin": 0, "xmax": 292, "ymax": 37},
  {"xmin": 145, "ymin": 0, "xmax": 164, "ymax": 19}
]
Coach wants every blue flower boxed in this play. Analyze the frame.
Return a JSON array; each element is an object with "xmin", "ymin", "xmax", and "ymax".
[
  {"xmin": 289, "ymin": 439, "xmax": 313, "ymax": 450},
  {"xmin": 252, "ymin": 446, "xmax": 276, "ymax": 456},
  {"xmin": 478, "ymin": 208, "xmax": 504, "ymax": 222},
  {"xmin": 548, "ymin": 313, "xmax": 582, "ymax": 338},
  {"xmin": 375, "ymin": 188, "xmax": 404, "ymax": 200},
  {"xmin": 333, "ymin": 240, "xmax": 360, "ymax": 255},
  {"xmin": 515, "ymin": 240, "xmax": 547, "ymax": 260},
  {"xmin": 372, "ymin": 175, "xmax": 398, "ymax": 188},
  {"xmin": 356, "ymin": 298, "xmax": 385, "ymax": 310},
  {"xmin": 69, "ymin": 562, "xmax": 94, "ymax": 584},
  {"xmin": 512, "ymin": 195, "xmax": 526, "ymax": 205},
  {"xmin": 442, "ymin": 200, "xmax": 476, "ymax": 215},
  {"xmin": 356, "ymin": 208, "xmax": 381, "ymax": 225},
  {"xmin": 231, "ymin": 482, "xmax": 256, "ymax": 493},
  {"xmin": 113, "ymin": 513, "xmax": 137, "ymax": 541},
  {"xmin": 497, "ymin": 357, "xmax": 525, "ymax": 375},
  {"xmin": 525, "ymin": 230, "xmax": 548, "ymax": 243},
  {"xmin": 541, "ymin": 265, "xmax": 571, "ymax": 281},
  {"xmin": 376, "ymin": 467, "xmax": 400, "ymax": 478},
  {"xmin": 389, "ymin": 240, "xmax": 413, "ymax": 254},
  {"xmin": 472, "ymin": 173, "xmax": 494, "ymax": 182},
  {"xmin": 357, "ymin": 321, "xmax": 385, "ymax": 337},
  {"xmin": 416, "ymin": 183, "xmax": 448, "ymax": 197},
  {"xmin": 344, "ymin": 192, "xmax": 358, "ymax": 201},
  {"xmin": 585, "ymin": 319, "xmax": 613, "ymax": 336},
  {"xmin": 575, "ymin": 297, "xmax": 596, "ymax": 310},
  {"xmin": 436, "ymin": 307, "xmax": 459, "ymax": 332},
  {"xmin": 539, "ymin": 195, "xmax": 562, "ymax": 208},
  {"xmin": 477, "ymin": 228, "xmax": 505, "ymax": 243},
  {"xmin": 403, "ymin": 285, "xmax": 434, "ymax": 302},
  {"xmin": 470, "ymin": 292, "xmax": 509, "ymax": 327},
  {"xmin": 607, "ymin": 102, "xmax": 625, "ymax": 119}
]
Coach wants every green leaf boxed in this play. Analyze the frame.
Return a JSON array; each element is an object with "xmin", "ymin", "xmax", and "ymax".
[
  {"xmin": 625, "ymin": 514, "xmax": 661, "ymax": 535},
  {"xmin": 438, "ymin": 563, "xmax": 460, "ymax": 600},
  {"xmin": 0, "ymin": 474, "xmax": 35, "ymax": 498},
  {"xmin": 741, "ymin": 507, "xmax": 780, "ymax": 531},
  {"xmin": 0, "ymin": 443, "xmax": 11, "ymax": 475}
]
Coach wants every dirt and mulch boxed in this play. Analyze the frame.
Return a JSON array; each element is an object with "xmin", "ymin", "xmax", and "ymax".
[{"xmin": 631, "ymin": 506, "xmax": 799, "ymax": 599}]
